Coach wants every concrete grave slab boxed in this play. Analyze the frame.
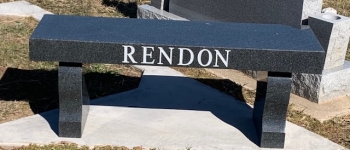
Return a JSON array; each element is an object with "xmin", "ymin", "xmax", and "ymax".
[{"xmin": 0, "ymin": 0, "xmax": 52, "ymax": 20}]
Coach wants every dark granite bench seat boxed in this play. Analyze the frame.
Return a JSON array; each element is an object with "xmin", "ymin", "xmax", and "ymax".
[{"xmin": 29, "ymin": 14, "xmax": 325, "ymax": 148}]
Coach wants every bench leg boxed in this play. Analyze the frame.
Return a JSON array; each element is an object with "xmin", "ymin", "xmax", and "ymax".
[
  {"xmin": 253, "ymin": 71, "xmax": 292, "ymax": 148},
  {"xmin": 58, "ymin": 62, "xmax": 90, "ymax": 138}
]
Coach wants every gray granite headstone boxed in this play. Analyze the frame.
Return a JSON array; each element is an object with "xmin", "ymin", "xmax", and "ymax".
[{"xmin": 167, "ymin": 0, "xmax": 322, "ymax": 27}]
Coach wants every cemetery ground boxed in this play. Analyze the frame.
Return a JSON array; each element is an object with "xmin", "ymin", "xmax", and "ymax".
[{"xmin": 0, "ymin": 0, "xmax": 349, "ymax": 149}]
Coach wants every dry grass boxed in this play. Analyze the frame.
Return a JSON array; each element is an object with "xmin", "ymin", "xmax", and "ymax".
[
  {"xmin": 1, "ymin": 143, "xmax": 157, "ymax": 150},
  {"xmin": 0, "ymin": 16, "xmax": 50, "ymax": 122},
  {"xmin": 0, "ymin": 16, "xmax": 53, "ymax": 70},
  {"xmin": 324, "ymin": 0, "xmax": 350, "ymax": 16},
  {"xmin": 287, "ymin": 107, "xmax": 350, "ymax": 147},
  {"xmin": 0, "ymin": 0, "xmax": 150, "ymax": 18},
  {"xmin": 0, "ymin": 100, "xmax": 31, "ymax": 124},
  {"xmin": 26, "ymin": 0, "xmax": 123, "ymax": 17}
]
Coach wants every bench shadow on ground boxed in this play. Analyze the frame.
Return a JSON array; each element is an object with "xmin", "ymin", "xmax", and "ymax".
[
  {"xmin": 0, "ymin": 67, "xmax": 258, "ymax": 146},
  {"xmin": 0, "ymin": 67, "xmax": 141, "ymax": 114}
]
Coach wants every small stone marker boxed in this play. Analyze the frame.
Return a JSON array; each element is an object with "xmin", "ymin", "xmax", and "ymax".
[
  {"xmin": 309, "ymin": 13, "xmax": 350, "ymax": 69},
  {"xmin": 292, "ymin": 12, "xmax": 350, "ymax": 103}
]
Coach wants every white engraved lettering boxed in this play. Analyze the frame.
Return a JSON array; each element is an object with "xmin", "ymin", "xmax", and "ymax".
[
  {"xmin": 141, "ymin": 46, "xmax": 155, "ymax": 64},
  {"xmin": 158, "ymin": 47, "xmax": 173, "ymax": 65},
  {"xmin": 197, "ymin": 49, "xmax": 213, "ymax": 67},
  {"xmin": 122, "ymin": 45, "xmax": 137, "ymax": 63},
  {"xmin": 214, "ymin": 50, "xmax": 231, "ymax": 67},
  {"xmin": 177, "ymin": 48, "xmax": 194, "ymax": 66}
]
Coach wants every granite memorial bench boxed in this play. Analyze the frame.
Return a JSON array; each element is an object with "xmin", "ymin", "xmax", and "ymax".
[{"xmin": 29, "ymin": 14, "xmax": 325, "ymax": 148}]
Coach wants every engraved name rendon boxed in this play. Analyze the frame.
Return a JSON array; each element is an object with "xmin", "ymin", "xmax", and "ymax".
[{"xmin": 121, "ymin": 45, "xmax": 231, "ymax": 68}]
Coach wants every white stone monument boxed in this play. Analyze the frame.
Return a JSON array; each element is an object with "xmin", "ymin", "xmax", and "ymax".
[{"xmin": 292, "ymin": 12, "xmax": 350, "ymax": 103}]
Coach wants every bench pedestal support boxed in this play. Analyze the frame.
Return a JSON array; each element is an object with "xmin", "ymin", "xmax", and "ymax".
[
  {"xmin": 58, "ymin": 62, "xmax": 90, "ymax": 138},
  {"xmin": 253, "ymin": 71, "xmax": 292, "ymax": 148}
]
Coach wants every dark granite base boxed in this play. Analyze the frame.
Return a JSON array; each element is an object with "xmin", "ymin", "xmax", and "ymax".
[
  {"xmin": 58, "ymin": 62, "xmax": 90, "ymax": 138},
  {"xmin": 260, "ymin": 132, "xmax": 286, "ymax": 148},
  {"xmin": 59, "ymin": 121, "xmax": 83, "ymax": 137},
  {"xmin": 253, "ymin": 72, "xmax": 292, "ymax": 148}
]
